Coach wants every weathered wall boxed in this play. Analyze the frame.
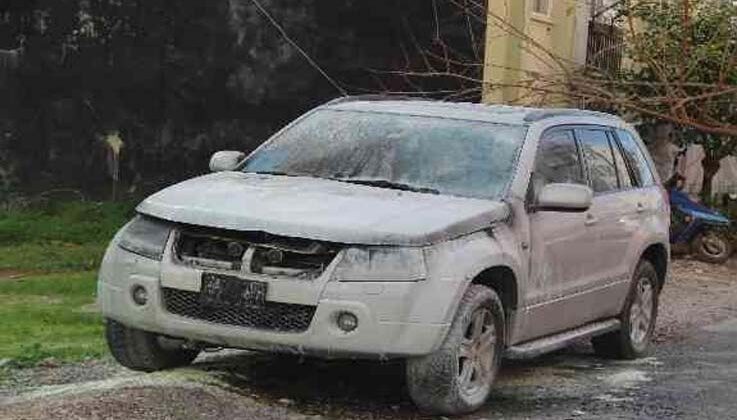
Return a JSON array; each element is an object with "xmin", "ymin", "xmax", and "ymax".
[
  {"xmin": 483, "ymin": 0, "xmax": 590, "ymax": 106},
  {"xmin": 644, "ymin": 123, "xmax": 737, "ymax": 198},
  {"xmin": 676, "ymin": 148, "xmax": 737, "ymax": 197}
]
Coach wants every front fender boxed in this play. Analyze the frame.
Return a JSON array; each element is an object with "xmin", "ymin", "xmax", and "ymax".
[{"xmin": 424, "ymin": 227, "xmax": 524, "ymax": 326}]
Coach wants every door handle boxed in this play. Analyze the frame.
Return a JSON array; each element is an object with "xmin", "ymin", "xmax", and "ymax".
[
  {"xmin": 585, "ymin": 214, "xmax": 598, "ymax": 226},
  {"xmin": 636, "ymin": 202, "xmax": 646, "ymax": 213}
]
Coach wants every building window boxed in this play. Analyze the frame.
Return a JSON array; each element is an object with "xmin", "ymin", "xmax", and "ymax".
[{"xmin": 532, "ymin": 0, "xmax": 551, "ymax": 16}]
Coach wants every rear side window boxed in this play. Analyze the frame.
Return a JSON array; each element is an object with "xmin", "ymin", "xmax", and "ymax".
[
  {"xmin": 533, "ymin": 129, "xmax": 586, "ymax": 186},
  {"xmin": 616, "ymin": 130, "xmax": 656, "ymax": 187},
  {"xmin": 610, "ymin": 133, "xmax": 634, "ymax": 189},
  {"xmin": 578, "ymin": 129, "xmax": 619, "ymax": 193}
]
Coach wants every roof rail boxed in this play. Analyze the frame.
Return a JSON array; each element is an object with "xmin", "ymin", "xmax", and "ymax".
[
  {"xmin": 324, "ymin": 94, "xmax": 432, "ymax": 106},
  {"xmin": 523, "ymin": 108, "xmax": 619, "ymax": 123}
]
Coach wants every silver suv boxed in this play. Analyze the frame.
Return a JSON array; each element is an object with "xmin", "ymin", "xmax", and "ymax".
[{"xmin": 98, "ymin": 97, "xmax": 669, "ymax": 415}]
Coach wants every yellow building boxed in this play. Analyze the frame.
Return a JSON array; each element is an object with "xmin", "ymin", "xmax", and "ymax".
[{"xmin": 483, "ymin": 0, "xmax": 595, "ymax": 106}]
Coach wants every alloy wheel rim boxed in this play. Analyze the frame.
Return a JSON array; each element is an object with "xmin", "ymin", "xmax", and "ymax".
[
  {"xmin": 458, "ymin": 307, "xmax": 496, "ymax": 397},
  {"xmin": 629, "ymin": 278, "xmax": 654, "ymax": 345}
]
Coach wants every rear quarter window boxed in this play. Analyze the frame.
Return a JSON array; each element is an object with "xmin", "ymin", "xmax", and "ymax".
[
  {"xmin": 616, "ymin": 130, "xmax": 656, "ymax": 187},
  {"xmin": 611, "ymin": 137, "xmax": 634, "ymax": 189}
]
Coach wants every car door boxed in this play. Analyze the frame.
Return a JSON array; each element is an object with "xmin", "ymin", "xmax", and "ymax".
[
  {"xmin": 574, "ymin": 127, "xmax": 641, "ymax": 321},
  {"xmin": 524, "ymin": 127, "xmax": 597, "ymax": 340}
]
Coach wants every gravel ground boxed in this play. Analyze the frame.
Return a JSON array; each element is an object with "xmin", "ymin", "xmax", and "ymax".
[
  {"xmin": 656, "ymin": 257, "xmax": 737, "ymax": 342},
  {"xmin": 1, "ymin": 258, "xmax": 735, "ymax": 419}
]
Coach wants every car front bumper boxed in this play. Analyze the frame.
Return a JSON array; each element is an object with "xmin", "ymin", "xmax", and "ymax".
[{"xmin": 97, "ymin": 244, "xmax": 450, "ymax": 359}]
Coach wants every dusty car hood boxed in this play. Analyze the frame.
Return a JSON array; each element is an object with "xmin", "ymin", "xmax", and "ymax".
[{"xmin": 137, "ymin": 172, "xmax": 509, "ymax": 246}]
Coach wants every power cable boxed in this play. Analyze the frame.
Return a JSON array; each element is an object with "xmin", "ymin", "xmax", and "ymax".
[{"xmin": 249, "ymin": 0, "xmax": 349, "ymax": 97}]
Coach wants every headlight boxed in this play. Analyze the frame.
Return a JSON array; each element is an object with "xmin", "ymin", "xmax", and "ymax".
[
  {"xmin": 117, "ymin": 215, "xmax": 173, "ymax": 260},
  {"xmin": 333, "ymin": 247, "xmax": 426, "ymax": 282}
]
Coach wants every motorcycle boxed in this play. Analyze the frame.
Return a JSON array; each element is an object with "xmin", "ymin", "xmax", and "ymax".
[
  {"xmin": 666, "ymin": 149, "xmax": 733, "ymax": 264},
  {"xmin": 669, "ymin": 188, "xmax": 732, "ymax": 263}
]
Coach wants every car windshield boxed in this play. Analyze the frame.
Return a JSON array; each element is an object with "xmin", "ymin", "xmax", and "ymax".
[{"xmin": 242, "ymin": 109, "xmax": 527, "ymax": 199}]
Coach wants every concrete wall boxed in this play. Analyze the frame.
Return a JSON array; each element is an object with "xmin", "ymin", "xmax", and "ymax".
[{"xmin": 483, "ymin": 0, "xmax": 590, "ymax": 106}]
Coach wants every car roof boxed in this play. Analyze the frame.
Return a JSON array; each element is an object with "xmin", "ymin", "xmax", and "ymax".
[{"xmin": 323, "ymin": 96, "xmax": 622, "ymax": 126}]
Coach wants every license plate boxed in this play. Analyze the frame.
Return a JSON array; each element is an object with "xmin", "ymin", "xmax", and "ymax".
[{"xmin": 200, "ymin": 273, "xmax": 268, "ymax": 308}]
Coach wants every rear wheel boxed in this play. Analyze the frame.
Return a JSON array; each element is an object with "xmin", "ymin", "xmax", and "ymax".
[
  {"xmin": 592, "ymin": 261, "xmax": 659, "ymax": 359},
  {"xmin": 406, "ymin": 285, "xmax": 504, "ymax": 415},
  {"xmin": 693, "ymin": 230, "xmax": 732, "ymax": 264},
  {"xmin": 106, "ymin": 319, "xmax": 200, "ymax": 372}
]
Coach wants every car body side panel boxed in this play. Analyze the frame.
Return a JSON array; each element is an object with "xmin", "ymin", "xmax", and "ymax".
[
  {"xmin": 628, "ymin": 185, "xmax": 671, "ymax": 280},
  {"xmin": 524, "ymin": 207, "xmax": 596, "ymax": 340},
  {"xmin": 507, "ymin": 118, "xmax": 670, "ymax": 344},
  {"xmin": 582, "ymin": 191, "xmax": 642, "ymax": 308}
]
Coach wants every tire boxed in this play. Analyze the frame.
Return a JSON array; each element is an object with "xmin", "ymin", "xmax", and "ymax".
[
  {"xmin": 105, "ymin": 319, "xmax": 200, "ymax": 372},
  {"xmin": 693, "ymin": 230, "xmax": 733, "ymax": 264},
  {"xmin": 592, "ymin": 261, "xmax": 659, "ymax": 360},
  {"xmin": 406, "ymin": 285, "xmax": 505, "ymax": 415}
]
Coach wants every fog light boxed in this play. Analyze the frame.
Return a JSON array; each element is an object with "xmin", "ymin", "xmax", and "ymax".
[
  {"xmin": 336, "ymin": 312, "xmax": 358, "ymax": 332},
  {"xmin": 131, "ymin": 285, "xmax": 148, "ymax": 306}
]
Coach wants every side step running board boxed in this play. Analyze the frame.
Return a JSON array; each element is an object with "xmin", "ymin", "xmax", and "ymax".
[{"xmin": 505, "ymin": 319, "xmax": 621, "ymax": 360}]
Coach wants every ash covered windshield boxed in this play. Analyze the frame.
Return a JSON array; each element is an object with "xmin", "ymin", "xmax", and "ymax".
[{"xmin": 242, "ymin": 109, "xmax": 527, "ymax": 199}]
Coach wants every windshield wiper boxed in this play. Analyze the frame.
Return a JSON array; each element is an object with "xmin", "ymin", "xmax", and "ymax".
[
  {"xmin": 335, "ymin": 178, "xmax": 440, "ymax": 195},
  {"xmin": 248, "ymin": 171, "xmax": 293, "ymax": 176}
]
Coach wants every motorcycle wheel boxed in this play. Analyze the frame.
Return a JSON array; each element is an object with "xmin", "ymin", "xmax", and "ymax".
[{"xmin": 692, "ymin": 231, "xmax": 733, "ymax": 264}]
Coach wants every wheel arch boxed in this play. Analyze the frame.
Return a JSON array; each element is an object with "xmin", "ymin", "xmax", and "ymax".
[
  {"xmin": 640, "ymin": 242, "xmax": 669, "ymax": 291},
  {"xmin": 470, "ymin": 266, "xmax": 519, "ymax": 316},
  {"xmin": 462, "ymin": 264, "xmax": 521, "ymax": 346}
]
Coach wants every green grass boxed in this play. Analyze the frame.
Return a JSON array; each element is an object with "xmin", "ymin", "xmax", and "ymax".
[
  {"xmin": 0, "ymin": 201, "xmax": 135, "ymax": 366},
  {"xmin": 0, "ymin": 272, "xmax": 105, "ymax": 365},
  {"xmin": 0, "ymin": 201, "xmax": 134, "ymax": 272}
]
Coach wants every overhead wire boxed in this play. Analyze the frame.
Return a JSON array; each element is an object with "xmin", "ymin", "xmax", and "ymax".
[{"xmin": 248, "ymin": 0, "xmax": 349, "ymax": 97}]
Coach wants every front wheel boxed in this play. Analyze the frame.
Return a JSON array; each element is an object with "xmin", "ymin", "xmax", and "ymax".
[
  {"xmin": 106, "ymin": 319, "xmax": 200, "ymax": 372},
  {"xmin": 406, "ymin": 285, "xmax": 504, "ymax": 415},
  {"xmin": 693, "ymin": 230, "xmax": 733, "ymax": 264}
]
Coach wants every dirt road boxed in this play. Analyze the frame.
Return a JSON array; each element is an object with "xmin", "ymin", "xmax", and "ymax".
[{"xmin": 1, "ymin": 258, "xmax": 736, "ymax": 419}]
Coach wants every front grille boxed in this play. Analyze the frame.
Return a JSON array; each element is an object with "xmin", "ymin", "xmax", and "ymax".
[
  {"xmin": 162, "ymin": 288, "xmax": 316, "ymax": 333},
  {"xmin": 174, "ymin": 227, "xmax": 339, "ymax": 278}
]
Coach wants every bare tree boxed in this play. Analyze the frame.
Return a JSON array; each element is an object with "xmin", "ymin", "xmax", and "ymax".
[{"xmin": 376, "ymin": 0, "xmax": 737, "ymax": 199}]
